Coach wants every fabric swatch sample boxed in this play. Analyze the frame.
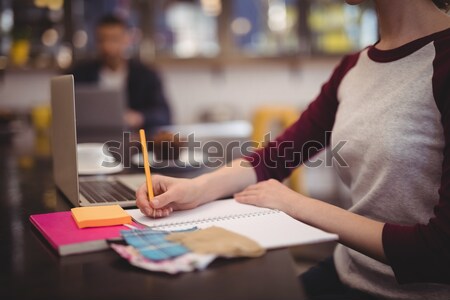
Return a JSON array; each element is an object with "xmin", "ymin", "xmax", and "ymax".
[
  {"xmin": 111, "ymin": 243, "xmax": 216, "ymax": 274},
  {"xmin": 121, "ymin": 228, "xmax": 189, "ymax": 261},
  {"xmin": 166, "ymin": 226, "xmax": 265, "ymax": 258}
]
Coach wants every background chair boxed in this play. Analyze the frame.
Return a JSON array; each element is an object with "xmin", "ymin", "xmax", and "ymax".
[{"xmin": 251, "ymin": 105, "xmax": 305, "ymax": 194}]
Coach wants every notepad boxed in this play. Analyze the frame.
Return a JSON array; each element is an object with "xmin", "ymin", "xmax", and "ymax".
[
  {"xmin": 30, "ymin": 211, "xmax": 140, "ymax": 256},
  {"xmin": 126, "ymin": 199, "xmax": 338, "ymax": 250},
  {"xmin": 71, "ymin": 205, "xmax": 132, "ymax": 229}
]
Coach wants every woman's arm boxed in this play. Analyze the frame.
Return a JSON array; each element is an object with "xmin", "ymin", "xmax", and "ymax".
[
  {"xmin": 136, "ymin": 159, "xmax": 257, "ymax": 217},
  {"xmin": 287, "ymin": 193, "xmax": 386, "ymax": 263},
  {"xmin": 234, "ymin": 179, "xmax": 387, "ymax": 263},
  {"xmin": 194, "ymin": 159, "xmax": 258, "ymax": 203}
]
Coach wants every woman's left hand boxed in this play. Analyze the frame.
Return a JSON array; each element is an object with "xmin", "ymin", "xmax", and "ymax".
[{"xmin": 234, "ymin": 179, "xmax": 301, "ymax": 214}]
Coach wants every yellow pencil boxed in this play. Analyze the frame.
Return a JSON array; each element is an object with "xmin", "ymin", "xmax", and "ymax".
[{"xmin": 139, "ymin": 129, "xmax": 155, "ymax": 201}]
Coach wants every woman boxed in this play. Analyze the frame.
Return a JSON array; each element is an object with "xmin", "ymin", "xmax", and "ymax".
[{"xmin": 136, "ymin": 0, "xmax": 450, "ymax": 299}]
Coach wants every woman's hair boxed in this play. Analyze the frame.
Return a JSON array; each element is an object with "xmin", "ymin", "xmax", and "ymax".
[{"xmin": 432, "ymin": 0, "xmax": 450, "ymax": 10}]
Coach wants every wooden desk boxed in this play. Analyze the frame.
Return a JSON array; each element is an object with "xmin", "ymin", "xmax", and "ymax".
[{"xmin": 0, "ymin": 127, "xmax": 303, "ymax": 300}]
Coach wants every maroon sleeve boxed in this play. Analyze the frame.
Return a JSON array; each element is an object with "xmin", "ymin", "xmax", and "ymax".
[
  {"xmin": 382, "ymin": 39, "xmax": 450, "ymax": 284},
  {"xmin": 244, "ymin": 53, "xmax": 360, "ymax": 182}
]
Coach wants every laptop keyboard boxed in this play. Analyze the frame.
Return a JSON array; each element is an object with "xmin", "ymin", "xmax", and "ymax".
[{"xmin": 79, "ymin": 180, "xmax": 136, "ymax": 203}]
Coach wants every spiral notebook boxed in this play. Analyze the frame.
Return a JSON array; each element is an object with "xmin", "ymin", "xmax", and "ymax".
[{"xmin": 126, "ymin": 199, "xmax": 337, "ymax": 249}]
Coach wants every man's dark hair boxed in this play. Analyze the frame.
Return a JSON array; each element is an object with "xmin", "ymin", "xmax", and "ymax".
[
  {"xmin": 432, "ymin": 0, "xmax": 450, "ymax": 10},
  {"xmin": 96, "ymin": 14, "xmax": 128, "ymax": 29}
]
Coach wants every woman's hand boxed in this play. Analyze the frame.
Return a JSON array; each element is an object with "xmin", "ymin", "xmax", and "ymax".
[
  {"xmin": 234, "ymin": 179, "xmax": 301, "ymax": 215},
  {"xmin": 136, "ymin": 174, "xmax": 204, "ymax": 218},
  {"xmin": 135, "ymin": 158, "xmax": 259, "ymax": 219}
]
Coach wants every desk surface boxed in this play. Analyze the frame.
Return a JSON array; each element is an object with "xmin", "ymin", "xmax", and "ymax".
[{"xmin": 0, "ymin": 127, "xmax": 302, "ymax": 300}]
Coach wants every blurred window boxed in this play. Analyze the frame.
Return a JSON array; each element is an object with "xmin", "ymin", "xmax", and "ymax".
[
  {"xmin": 308, "ymin": 0, "xmax": 377, "ymax": 54},
  {"xmin": 231, "ymin": 0, "xmax": 300, "ymax": 56},
  {"xmin": 0, "ymin": 0, "xmax": 380, "ymax": 68},
  {"xmin": 154, "ymin": 0, "xmax": 220, "ymax": 58}
]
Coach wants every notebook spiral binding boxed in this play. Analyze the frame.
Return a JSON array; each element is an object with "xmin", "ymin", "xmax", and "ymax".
[{"xmin": 152, "ymin": 209, "xmax": 279, "ymax": 231}]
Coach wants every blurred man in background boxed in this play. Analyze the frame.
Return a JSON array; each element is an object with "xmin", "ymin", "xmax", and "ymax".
[{"xmin": 70, "ymin": 14, "xmax": 171, "ymax": 130}]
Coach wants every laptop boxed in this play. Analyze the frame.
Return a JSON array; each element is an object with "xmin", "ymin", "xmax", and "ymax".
[
  {"xmin": 74, "ymin": 85, "xmax": 126, "ymax": 132},
  {"xmin": 50, "ymin": 75, "xmax": 144, "ymax": 207}
]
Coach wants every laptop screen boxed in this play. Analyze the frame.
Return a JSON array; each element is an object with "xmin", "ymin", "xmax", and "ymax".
[{"xmin": 50, "ymin": 75, "xmax": 80, "ymax": 206}]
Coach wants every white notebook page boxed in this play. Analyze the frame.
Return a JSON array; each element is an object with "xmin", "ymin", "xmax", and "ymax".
[{"xmin": 126, "ymin": 199, "xmax": 338, "ymax": 249}]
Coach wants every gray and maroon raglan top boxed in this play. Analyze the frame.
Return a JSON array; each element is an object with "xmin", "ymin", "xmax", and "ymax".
[{"xmin": 245, "ymin": 28, "xmax": 450, "ymax": 299}]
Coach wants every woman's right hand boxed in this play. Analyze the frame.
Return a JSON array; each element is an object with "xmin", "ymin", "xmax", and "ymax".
[{"xmin": 135, "ymin": 174, "xmax": 204, "ymax": 218}]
